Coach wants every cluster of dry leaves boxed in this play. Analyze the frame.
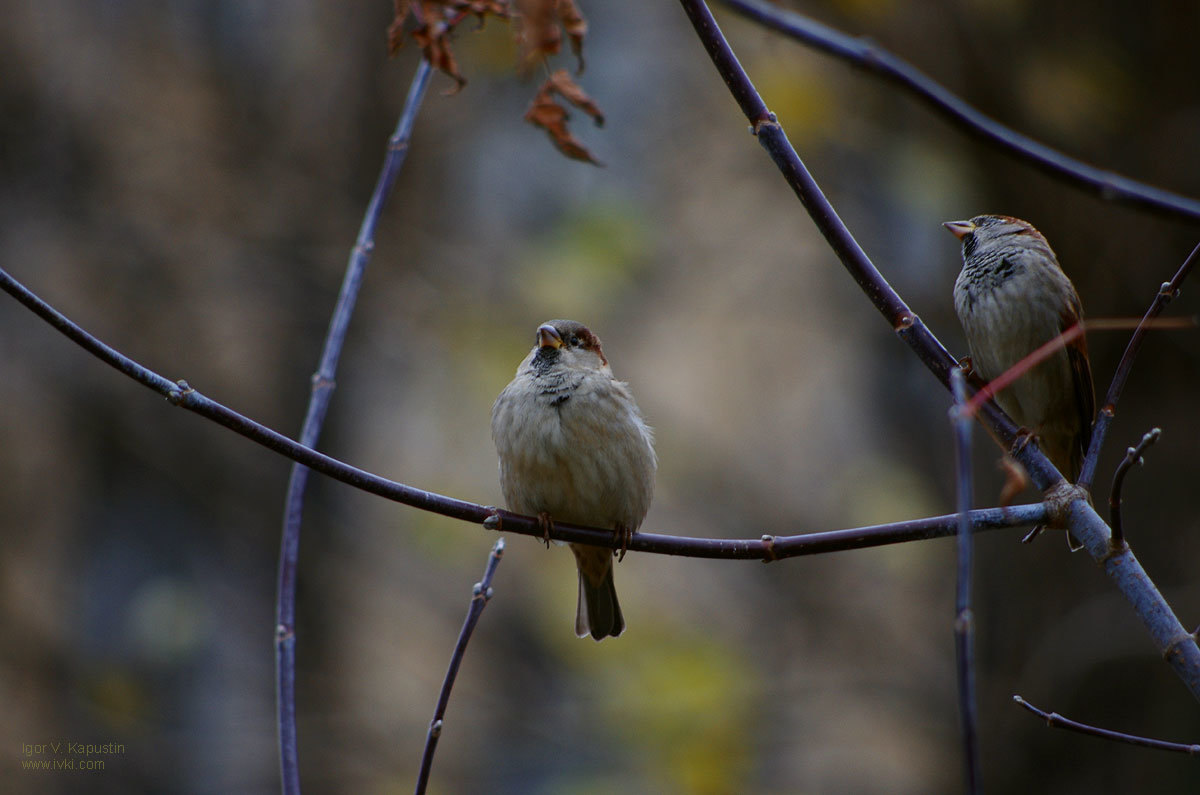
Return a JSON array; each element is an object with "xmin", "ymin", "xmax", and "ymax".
[{"xmin": 388, "ymin": 0, "xmax": 605, "ymax": 164}]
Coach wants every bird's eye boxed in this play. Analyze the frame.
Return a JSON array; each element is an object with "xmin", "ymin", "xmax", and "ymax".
[{"xmin": 569, "ymin": 335, "xmax": 581, "ymax": 347}]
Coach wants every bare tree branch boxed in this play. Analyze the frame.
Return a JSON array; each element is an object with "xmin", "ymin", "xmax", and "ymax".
[
  {"xmin": 717, "ymin": 0, "xmax": 1200, "ymax": 223},
  {"xmin": 950, "ymin": 369, "xmax": 981, "ymax": 794},
  {"xmin": 1013, "ymin": 696, "xmax": 1200, "ymax": 755},
  {"xmin": 1079, "ymin": 241, "xmax": 1200, "ymax": 489},
  {"xmin": 0, "ymin": 265, "xmax": 1048, "ymax": 556},
  {"xmin": 276, "ymin": 58, "xmax": 434, "ymax": 795},
  {"xmin": 415, "ymin": 539, "xmax": 505, "ymax": 795}
]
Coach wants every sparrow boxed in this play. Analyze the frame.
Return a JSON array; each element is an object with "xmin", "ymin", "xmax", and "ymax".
[
  {"xmin": 491, "ymin": 320, "xmax": 656, "ymax": 639},
  {"xmin": 946, "ymin": 216, "xmax": 1095, "ymax": 544}
]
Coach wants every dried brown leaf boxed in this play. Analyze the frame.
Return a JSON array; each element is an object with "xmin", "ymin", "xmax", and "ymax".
[
  {"xmin": 387, "ymin": 0, "xmax": 511, "ymax": 90},
  {"xmin": 546, "ymin": 68, "xmax": 602, "ymax": 124},
  {"xmin": 412, "ymin": 18, "xmax": 467, "ymax": 92},
  {"xmin": 524, "ymin": 69, "xmax": 604, "ymax": 164},
  {"xmin": 514, "ymin": 0, "xmax": 561, "ymax": 73},
  {"xmin": 387, "ymin": 1, "xmax": 602, "ymax": 160},
  {"xmin": 448, "ymin": 1, "xmax": 511, "ymax": 25},
  {"xmin": 557, "ymin": 0, "xmax": 587, "ymax": 72},
  {"xmin": 387, "ymin": 0, "xmax": 413, "ymax": 55}
]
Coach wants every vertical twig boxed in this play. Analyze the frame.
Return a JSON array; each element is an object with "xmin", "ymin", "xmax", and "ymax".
[
  {"xmin": 276, "ymin": 58, "xmax": 434, "ymax": 795},
  {"xmin": 950, "ymin": 369, "xmax": 982, "ymax": 794},
  {"xmin": 1078, "ymin": 240, "xmax": 1199, "ymax": 490},
  {"xmin": 1108, "ymin": 428, "xmax": 1161, "ymax": 549},
  {"xmin": 415, "ymin": 539, "xmax": 506, "ymax": 795}
]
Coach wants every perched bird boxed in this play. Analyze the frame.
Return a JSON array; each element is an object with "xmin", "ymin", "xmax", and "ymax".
[
  {"xmin": 946, "ymin": 215, "xmax": 1096, "ymax": 513},
  {"xmin": 492, "ymin": 320, "xmax": 656, "ymax": 639}
]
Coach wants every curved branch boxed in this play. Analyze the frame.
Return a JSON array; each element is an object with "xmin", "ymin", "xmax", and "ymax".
[
  {"xmin": 0, "ymin": 265, "xmax": 1045, "ymax": 557},
  {"xmin": 276, "ymin": 59, "xmax": 434, "ymax": 795},
  {"xmin": 717, "ymin": 0, "xmax": 1200, "ymax": 223}
]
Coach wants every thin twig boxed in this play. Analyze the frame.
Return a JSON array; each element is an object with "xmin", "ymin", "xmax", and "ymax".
[
  {"xmin": 0, "ymin": 263, "xmax": 1048, "ymax": 556},
  {"xmin": 1108, "ymin": 428, "xmax": 1162, "ymax": 549},
  {"xmin": 276, "ymin": 59, "xmax": 433, "ymax": 795},
  {"xmin": 1079, "ymin": 241, "xmax": 1200, "ymax": 489},
  {"xmin": 1013, "ymin": 696, "xmax": 1200, "ymax": 755},
  {"xmin": 959, "ymin": 318, "xmax": 1193, "ymax": 421},
  {"xmin": 961, "ymin": 321, "xmax": 1083, "ymax": 420},
  {"xmin": 673, "ymin": 0, "xmax": 1200, "ymax": 703},
  {"xmin": 717, "ymin": 0, "xmax": 1200, "ymax": 223},
  {"xmin": 950, "ymin": 369, "xmax": 981, "ymax": 794},
  {"xmin": 415, "ymin": 539, "xmax": 505, "ymax": 795}
]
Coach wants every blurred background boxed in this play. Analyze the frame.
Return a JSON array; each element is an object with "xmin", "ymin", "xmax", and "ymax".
[{"xmin": 3, "ymin": 1, "xmax": 1200, "ymax": 792}]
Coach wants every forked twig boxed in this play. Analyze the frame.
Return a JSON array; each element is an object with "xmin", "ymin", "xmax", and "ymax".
[
  {"xmin": 1108, "ymin": 428, "xmax": 1161, "ymax": 548},
  {"xmin": 415, "ymin": 539, "xmax": 506, "ymax": 795},
  {"xmin": 1079, "ymin": 241, "xmax": 1200, "ymax": 489}
]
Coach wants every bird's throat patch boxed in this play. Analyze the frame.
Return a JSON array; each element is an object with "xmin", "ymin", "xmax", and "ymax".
[{"xmin": 531, "ymin": 347, "xmax": 562, "ymax": 376}]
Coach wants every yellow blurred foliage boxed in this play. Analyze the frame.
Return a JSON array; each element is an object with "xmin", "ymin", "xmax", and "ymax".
[
  {"xmin": 518, "ymin": 202, "xmax": 650, "ymax": 313},
  {"xmin": 580, "ymin": 630, "xmax": 756, "ymax": 795}
]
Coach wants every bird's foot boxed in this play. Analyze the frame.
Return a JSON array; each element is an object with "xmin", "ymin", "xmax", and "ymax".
[
  {"xmin": 614, "ymin": 523, "xmax": 632, "ymax": 563},
  {"xmin": 537, "ymin": 512, "xmax": 554, "ymax": 549}
]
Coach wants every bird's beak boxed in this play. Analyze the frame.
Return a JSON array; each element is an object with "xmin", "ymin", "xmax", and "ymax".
[
  {"xmin": 943, "ymin": 220, "xmax": 975, "ymax": 240},
  {"xmin": 536, "ymin": 324, "xmax": 563, "ymax": 349}
]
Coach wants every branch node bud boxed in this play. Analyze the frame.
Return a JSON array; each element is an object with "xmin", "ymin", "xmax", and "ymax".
[
  {"xmin": 760, "ymin": 534, "xmax": 778, "ymax": 563},
  {"xmin": 167, "ymin": 379, "xmax": 194, "ymax": 405},
  {"xmin": 1163, "ymin": 631, "xmax": 1196, "ymax": 663},
  {"xmin": 482, "ymin": 508, "xmax": 502, "ymax": 531},
  {"xmin": 1042, "ymin": 480, "xmax": 1088, "ymax": 530},
  {"xmin": 752, "ymin": 115, "xmax": 780, "ymax": 137}
]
